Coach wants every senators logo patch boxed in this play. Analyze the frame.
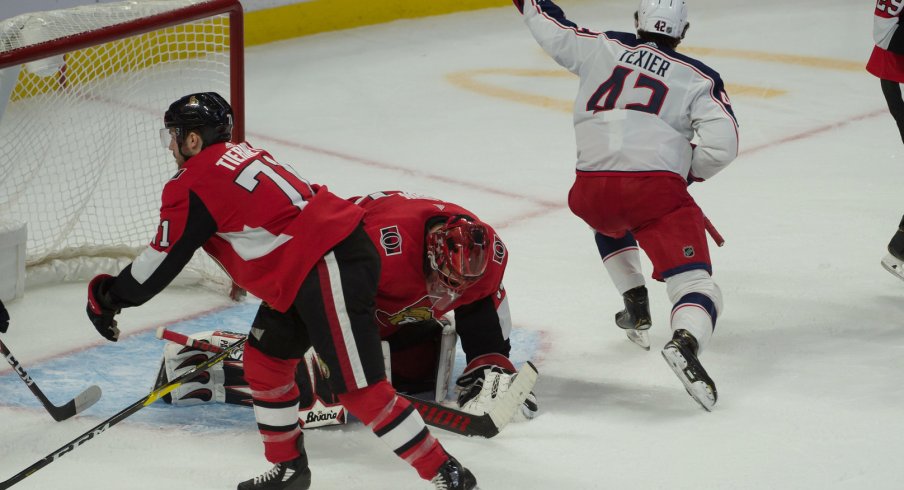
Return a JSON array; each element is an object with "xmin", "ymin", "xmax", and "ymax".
[
  {"xmin": 375, "ymin": 297, "xmax": 436, "ymax": 328},
  {"xmin": 493, "ymin": 234, "xmax": 506, "ymax": 265},
  {"xmin": 380, "ymin": 226, "xmax": 402, "ymax": 256}
]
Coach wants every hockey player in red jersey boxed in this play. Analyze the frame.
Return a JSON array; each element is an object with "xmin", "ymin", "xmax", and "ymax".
[
  {"xmin": 85, "ymin": 93, "xmax": 477, "ymax": 490},
  {"xmin": 353, "ymin": 190, "xmax": 536, "ymax": 420},
  {"xmin": 513, "ymin": 0, "xmax": 738, "ymax": 411},
  {"xmin": 867, "ymin": 0, "xmax": 904, "ymax": 280}
]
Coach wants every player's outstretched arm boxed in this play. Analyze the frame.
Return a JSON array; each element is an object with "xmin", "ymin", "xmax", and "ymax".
[{"xmin": 516, "ymin": 0, "xmax": 600, "ymax": 75}]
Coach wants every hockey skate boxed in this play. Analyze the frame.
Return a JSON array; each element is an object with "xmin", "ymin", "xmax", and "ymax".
[
  {"xmin": 881, "ymin": 253, "xmax": 904, "ymax": 282},
  {"xmin": 615, "ymin": 286, "xmax": 652, "ymax": 350},
  {"xmin": 882, "ymin": 218, "xmax": 904, "ymax": 282},
  {"xmin": 431, "ymin": 456, "xmax": 478, "ymax": 490},
  {"xmin": 661, "ymin": 329, "xmax": 717, "ymax": 411},
  {"xmin": 238, "ymin": 435, "xmax": 311, "ymax": 490}
]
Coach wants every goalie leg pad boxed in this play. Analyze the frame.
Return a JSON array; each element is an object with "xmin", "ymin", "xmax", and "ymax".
[{"xmin": 159, "ymin": 335, "xmax": 225, "ymax": 406}]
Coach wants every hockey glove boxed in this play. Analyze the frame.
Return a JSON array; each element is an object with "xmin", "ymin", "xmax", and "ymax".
[
  {"xmin": 455, "ymin": 354, "xmax": 538, "ymax": 421},
  {"xmin": 87, "ymin": 274, "xmax": 121, "ymax": 342},
  {"xmin": 0, "ymin": 298, "xmax": 8, "ymax": 333}
]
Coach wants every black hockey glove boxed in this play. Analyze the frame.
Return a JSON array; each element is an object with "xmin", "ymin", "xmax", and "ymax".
[
  {"xmin": 87, "ymin": 274, "xmax": 121, "ymax": 342},
  {"xmin": 0, "ymin": 298, "xmax": 9, "ymax": 333}
]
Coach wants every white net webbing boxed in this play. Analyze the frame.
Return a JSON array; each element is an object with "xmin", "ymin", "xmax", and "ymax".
[{"xmin": 0, "ymin": 0, "xmax": 237, "ymax": 290}]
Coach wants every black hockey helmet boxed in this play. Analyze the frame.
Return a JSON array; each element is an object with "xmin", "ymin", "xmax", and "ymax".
[{"xmin": 162, "ymin": 92, "xmax": 233, "ymax": 149}]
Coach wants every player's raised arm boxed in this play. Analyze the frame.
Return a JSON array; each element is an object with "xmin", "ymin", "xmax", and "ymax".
[{"xmin": 515, "ymin": 0, "xmax": 601, "ymax": 75}]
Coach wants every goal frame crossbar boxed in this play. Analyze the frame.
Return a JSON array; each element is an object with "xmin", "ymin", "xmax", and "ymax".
[{"xmin": 0, "ymin": 0, "xmax": 245, "ymax": 142}]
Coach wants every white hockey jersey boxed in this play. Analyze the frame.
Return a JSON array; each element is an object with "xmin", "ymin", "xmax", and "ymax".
[{"xmin": 518, "ymin": 0, "xmax": 738, "ymax": 180}]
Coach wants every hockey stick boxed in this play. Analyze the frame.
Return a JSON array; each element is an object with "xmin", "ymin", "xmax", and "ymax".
[
  {"xmin": 402, "ymin": 361, "xmax": 538, "ymax": 438},
  {"xmin": 704, "ymin": 216, "xmax": 725, "ymax": 247},
  {"xmin": 0, "ymin": 338, "xmax": 101, "ymax": 422},
  {"xmin": 0, "ymin": 335, "xmax": 246, "ymax": 490},
  {"xmin": 156, "ymin": 327, "xmax": 539, "ymax": 438}
]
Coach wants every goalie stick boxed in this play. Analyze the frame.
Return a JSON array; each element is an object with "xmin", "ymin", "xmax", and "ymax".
[
  {"xmin": 0, "ymin": 338, "xmax": 101, "ymax": 422},
  {"xmin": 0, "ymin": 335, "xmax": 246, "ymax": 490},
  {"xmin": 156, "ymin": 327, "xmax": 539, "ymax": 438}
]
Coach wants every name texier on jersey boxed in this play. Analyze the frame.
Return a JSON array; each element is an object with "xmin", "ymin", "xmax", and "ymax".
[
  {"xmin": 109, "ymin": 141, "xmax": 365, "ymax": 312},
  {"xmin": 518, "ymin": 0, "xmax": 738, "ymax": 180}
]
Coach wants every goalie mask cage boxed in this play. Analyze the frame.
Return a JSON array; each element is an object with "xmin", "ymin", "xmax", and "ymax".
[{"xmin": 0, "ymin": 0, "xmax": 244, "ymax": 291}]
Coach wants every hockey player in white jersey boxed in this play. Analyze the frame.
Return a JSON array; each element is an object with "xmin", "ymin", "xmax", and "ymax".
[{"xmin": 513, "ymin": 0, "xmax": 738, "ymax": 410}]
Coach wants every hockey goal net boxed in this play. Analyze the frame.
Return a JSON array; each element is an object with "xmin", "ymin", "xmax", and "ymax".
[{"xmin": 0, "ymin": 0, "xmax": 244, "ymax": 292}]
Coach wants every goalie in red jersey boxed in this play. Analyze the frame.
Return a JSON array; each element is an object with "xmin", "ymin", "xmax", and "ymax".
[{"xmin": 353, "ymin": 190, "xmax": 536, "ymax": 422}]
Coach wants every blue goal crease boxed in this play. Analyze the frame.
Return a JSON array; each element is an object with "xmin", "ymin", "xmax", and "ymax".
[{"xmin": 0, "ymin": 301, "xmax": 541, "ymax": 433}]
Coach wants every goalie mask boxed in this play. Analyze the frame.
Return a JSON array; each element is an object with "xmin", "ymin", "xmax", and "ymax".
[
  {"xmin": 426, "ymin": 215, "xmax": 489, "ymax": 308},
  {"xmin": 636, "ymin": 0, "xmax": 689, "ymax": 40},
  {"xmin": 161, "ymin": 92, "xmax": 233, "ymax": 152}
]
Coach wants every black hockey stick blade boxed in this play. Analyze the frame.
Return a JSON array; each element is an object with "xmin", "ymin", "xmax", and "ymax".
[
  {"xmin": 404, "ymin": 360, "xmax": 539, "ymax": 438},
  {"xmin": 0, "ymin": 336, "xmax": 246, "ymax": 490},
  {"xmin": 0, "ymin": 338, "xmax": 102, "ymax": 422}
]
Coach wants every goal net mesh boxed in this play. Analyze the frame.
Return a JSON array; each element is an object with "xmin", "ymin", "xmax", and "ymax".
[{"xmin": 0, "ymin": 0, "xmax": 241, "ymax": 291}]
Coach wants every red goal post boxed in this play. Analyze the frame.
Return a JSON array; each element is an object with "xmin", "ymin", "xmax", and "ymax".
[{"xmin": 0, "ymin": 0, "xmax": 244, "ymax": 293}]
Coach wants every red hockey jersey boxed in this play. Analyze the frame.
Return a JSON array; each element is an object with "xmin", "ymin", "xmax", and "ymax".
[
  {"xmin": 867, "ymin": 0, "xmax": 904, "ymax": 83},
  {"xmin": 110, "ymin": 142, "xmax": 364, "ymax": 312},
  {"xmin": 353, "ymin": 191, "xmax": 511, "ymax": 342}
]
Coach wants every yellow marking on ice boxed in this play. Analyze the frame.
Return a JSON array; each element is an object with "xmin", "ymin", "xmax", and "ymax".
[
  {"xmin": 446, "ymin": 68, "xmax": 786, "ymax": 113},
  {"xmin": 681, "ymin": 47, "xmax": 864, "ymax": 72}
]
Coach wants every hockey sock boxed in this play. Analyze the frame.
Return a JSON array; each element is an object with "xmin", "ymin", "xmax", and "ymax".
[
  {"xmin": 244, "ymin": 343, "xmax": 303, "ymax": 463},
  {"xmin": 595, "ymin": 232, "xmax": 645, "ymax": 294},
  {"xmin": 339, "ymin": 380, "xmax": 448, "ymax": 480},
  {"xmin": 670, "ymin": 292, "xmax": 717, "ymax": 354}
]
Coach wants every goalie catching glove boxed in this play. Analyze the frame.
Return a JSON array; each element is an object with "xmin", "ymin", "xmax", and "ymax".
[{"xmin": 455, "ymin": 353, "xmax": 538, "ymax": 422}]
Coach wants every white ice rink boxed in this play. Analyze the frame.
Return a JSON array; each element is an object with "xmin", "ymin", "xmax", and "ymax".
[{"xmin": 3, "ymin": 0, "xmax": 903, "ymax": 488}]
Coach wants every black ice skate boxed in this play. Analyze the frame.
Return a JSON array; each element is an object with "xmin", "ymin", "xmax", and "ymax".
[
  {"xmin": 615, "ymin": 286, "xmax": 652, "ymax": 350},
  {"xmin": 882, "ymin": 216, "xmax": 904, "ymax": 282},
  {"xmin": 238, "ymin": 435, "xmax": 311, "ymax": 490},
  {"xmin": 431, "ymin": 456, "xmax": 478, "ymax": 490},
  {"xmin": 661, "ymin": 329, "xmax": 717, "ymax": 411}
]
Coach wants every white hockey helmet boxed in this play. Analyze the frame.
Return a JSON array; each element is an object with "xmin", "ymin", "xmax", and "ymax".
[{"xmin": 636, "ymin": 0, "xmax": 689, "ymax": 40}]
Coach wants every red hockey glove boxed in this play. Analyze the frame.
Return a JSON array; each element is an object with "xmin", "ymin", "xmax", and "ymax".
[{"xmin": 87, "ymin": 274, "xmax": 121, "ymax": 342}]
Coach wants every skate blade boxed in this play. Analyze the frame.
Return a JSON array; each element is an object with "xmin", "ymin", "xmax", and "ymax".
[
  {"xmin": 661, "ymin": 346, "xmax": 716, "ymax": 412},
  {"xmin": 881, "ymin": 254, "xmax": 904, "ymax": 282},
  {"xmin": 625, "ymin": 329, "xmax": 650, "ymax": 350}
]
